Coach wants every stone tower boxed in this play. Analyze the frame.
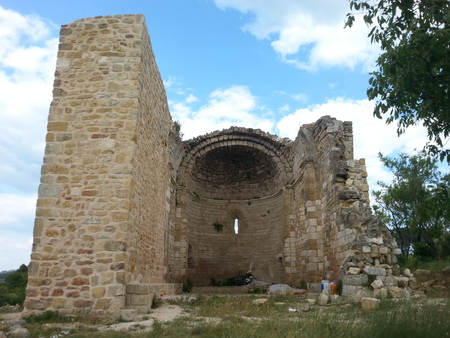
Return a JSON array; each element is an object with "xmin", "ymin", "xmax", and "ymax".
[{"xmin": 24, "ymin": 14, "xmax": 400, "ymax": 319}]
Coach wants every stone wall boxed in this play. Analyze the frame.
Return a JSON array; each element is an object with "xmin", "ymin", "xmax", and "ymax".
[
  {"xmin": 25, "ymin": 13, "xmax": 404, "ymax": 319},
  {"xmin": 185, "ymin": 192, "xmax": 286, "ymax": 285},
  {"xmin": 24, "ymin": 14, "xmax": 179, "ymax": 319}
]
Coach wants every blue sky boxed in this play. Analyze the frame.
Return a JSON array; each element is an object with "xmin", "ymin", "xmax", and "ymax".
[{"xmin": 0, "ymin": 0, "xmax": 441, "ymax": 271}]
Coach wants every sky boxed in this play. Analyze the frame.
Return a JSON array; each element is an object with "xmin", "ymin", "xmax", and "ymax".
[{"xmin": 0, "ymin": 0, "xmax": 445, "ymax": 271}]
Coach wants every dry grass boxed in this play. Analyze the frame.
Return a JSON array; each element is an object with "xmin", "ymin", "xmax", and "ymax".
[{"xmin": 21, "ymin": 295, "xmax": 450, "ymax": 338}]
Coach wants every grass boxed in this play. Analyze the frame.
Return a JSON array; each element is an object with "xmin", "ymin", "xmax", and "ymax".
[
  {"xmin": 146, "ymin": 298, "xmax": 450, "ymax": 338},
  {"xmin": 15, "ymin": 296, "xmax": 450, "ymax": 338},
  {"xmin": 400, "ymin": 258, "xmax": 449, "ymax": 272}
]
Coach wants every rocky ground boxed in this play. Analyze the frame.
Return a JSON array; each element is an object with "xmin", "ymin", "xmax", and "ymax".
[
  {"xmin": 0, "ymin": 268, "xmax": 448, "ymax": 337},
  {"xmin": 0, "ymin": 301, "xmax": 189, "ymax": 337}
]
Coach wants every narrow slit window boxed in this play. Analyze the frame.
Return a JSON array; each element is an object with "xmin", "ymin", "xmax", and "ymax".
[{"xmin": 234, "ymin": 218, "xmax": 239, "ymax": 234}]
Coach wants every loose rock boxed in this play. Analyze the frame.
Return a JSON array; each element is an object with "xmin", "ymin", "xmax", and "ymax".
[
  {"xmin": 361, "ymin": 297, "xmax": 380, "ymax": 311},
  {"xmin": 318, "ymin": 291, "xmax": 329, "ymax": 306},
  {"xmin": 252, "ymin": 298, "xmax": 269, "ymax": 305}
]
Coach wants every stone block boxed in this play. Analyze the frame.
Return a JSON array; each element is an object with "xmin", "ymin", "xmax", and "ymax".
[
  {"xmin": 371, "ymin": 279, "xmax": 384, "ymax": 289},
  {"xmin": 388, "ymin": 286, "xmax": 404, "ymax": 298},
  {"xmin": 126, "ymin": 293, "xmax": 152, "ymax": 306},
  {"xmin": 347, "ymin": 267, "xmax": 360, "ymax": 275},
  {"xmin": 379, "ymin": 246, "xmax": 389, "ymax": 254},
  {"xmin": 363, "ymin": 266, "xmax": 386, "ymax": 276},
  {"xmin": 104, "ymin": 241, "xmax": 127, "ymax": 251},
  {"xmin": 402, "ymin": 268, "xmax": 414, "ymax": 278},
  {"xmin": 361, "ymin": 297, "xmax": 380, "ymax": 310},
  {"xmin": 95, "ymin": 298, "xmax": 111, "ymax": 310},
  {"xmin": 378, "ymin": 276, "xmax": 398, "ymax": 287},
  {"xmin": 394, "ymin": 276, "xmax": 409, "ymax": 288},
  {"xmin": 306, "ymin": 298, "xmax": 317, "ymax": 305},
  {"xmin": 343, "ymin": 275, "xmax": 368, "ymax": 286},
  {"xmin": 408, "ymin": 278, "xmax": 420, "ymax": 290},
  {"xmin": 92, "ymin": 287, "xmax": 106, "ymax": 298},
  {"xmin": 48, "ymin": 121, "xmax": 69, "ymax": 131},
  {"xmin": 318, "ymin": 291, "xmax": 329, "ymax": 305},
  {"xmin": 38, "ymin": 184, "xmax": 63, "ymax": 198},
  {"xmin": 373, "ymin": 287, "xmax": 388, "ymax": 299},
  {"xmin": 126, "ymin": 284, "xmax": 150, "ymax": 294},
  {"xmin": 73, "ymin": 299, "xmax": 94, "ymax": 308},
  {"xmin": 52, "ymin": 298, "xmax": 68, "ymax": 309}
]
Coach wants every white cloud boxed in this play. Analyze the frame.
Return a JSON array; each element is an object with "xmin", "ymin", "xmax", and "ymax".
[
  {"xmin": 214, "ymin": 0, "xmax": 379, "ymax": 71},
  {"xmin": 0, "ymin": 6, "xmax": 57, "ymax": 269},
  {"xmin": 0, "ymin": 193, "xmax": 36, "ymax": 269},
  {"xmin": 170, "ymin": 85, "xmax": 275, "ymax": 139},
  {"xmin": 291, "ymin": 93, "xmax": 308, "ymax": 103},
  {"xmin": 276, "ymin": 98, "xmax": 429, "ymax": 191},
  {"xmin": 0, "ymin": 7, "xmax": 57, "ymax": 193},
  {"xmin": 185, "ymin": 94, "xmax": 198, "ymax": 103}
]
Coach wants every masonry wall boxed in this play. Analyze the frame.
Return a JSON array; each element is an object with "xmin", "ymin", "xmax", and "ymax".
[
  {"xmin": 24, "ymin": 14, "xmax": 174, "ymax": 318},
  {"xmin": 125, "ymin": 16, "xmax": 173, "ymax": 286},
  {"xmin": 186, "ymin": 192, "xmax": 286, "ymax": 285}
]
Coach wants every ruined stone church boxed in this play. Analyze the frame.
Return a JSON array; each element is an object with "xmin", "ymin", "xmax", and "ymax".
[{"xmin": 24, "ymin": 14, "xmax": 400, "ymax": 318}]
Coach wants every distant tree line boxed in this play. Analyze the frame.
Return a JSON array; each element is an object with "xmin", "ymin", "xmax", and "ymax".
[
  {"xmin": 0, "ymin": 264, "xmax": 28, "ymax": 306},
  {"xmin": 0, "ymin": 269, "xmax": 15, "ymax": 281}
]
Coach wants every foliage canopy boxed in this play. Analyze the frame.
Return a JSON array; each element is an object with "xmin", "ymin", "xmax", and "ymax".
[
  {"xmin": 372, "ymin": 152, "xmax": 450, "ymax": 262},
  {"xmin": 346, "ymin": 0, "xmax": 450, "ymax": 162},
  {"xmin": 0, "ymin": 264, "xmax": 28, "ymax": 306}
]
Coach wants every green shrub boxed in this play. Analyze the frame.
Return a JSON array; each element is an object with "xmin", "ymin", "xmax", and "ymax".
[
  {"xmin": 25, "ymin": 310, "xmax": 60, "ymax": 323},
  {"xmin": 0, "ymin": 264, "xmax": 28, "ymax": 306}
]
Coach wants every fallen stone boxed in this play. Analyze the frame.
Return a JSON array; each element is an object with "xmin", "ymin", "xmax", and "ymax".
[
  {"xmin": 378, "ymin": 276, "xmax": 398, "ymax": 287},
  {"xmin": 296, "ymin": 303, "xmax": 311, "ymax": 312},
  {"xmin": 347, "ymin": 267, "xmax": 361, "ymax": 275},
  {"xmin": 340, "ymin": 303, "xmax": 353, "ymax": 309},
  {"xmin": 267, "ymin": 284, "xmax": 304, "ymax": 295},
  {"xmin": 371, "ymin": 279, "xmax": 384, "ymax": 289},
  {"xmin": 306, "ymin": 298, "xmax": 317, "ymax": 306},
  {"xmin": 388, "ymin": 286, "xmax": 404, "ymax": 298},
  {"xmin": 408, "ymin": 277, "xmax": 420, "ymax": 290},
  {"xmin": 252, "ymin": 298, "xmax": 269, "ymax": 305},
  {"xmin": 403, "ymin": 268, "xmax": 414, "ymax": 278},
  {"xmin": 274, "ymin": 302, "xmax": 285, "ymax": 306},
  {"xmin": 0, "ymin": 331, "xmax": 6, "ymax": 338},
  {"xmin": 318, "ymin": 291, "xmax": 329, "ymax": 306},
  {"xmin": 395, "ymin": 276, "xmax": 409, "ymax": 288},
  {"xmin": 355, "ymin": 289, "xmax": 373, "ymax": 301},
  {"xmin": 361, "ymin": 297, "xmax": 380, "ymax": 311},
  {"xmin": 373, "ymin": 287, "xmax": 388, "ymax": 299}
]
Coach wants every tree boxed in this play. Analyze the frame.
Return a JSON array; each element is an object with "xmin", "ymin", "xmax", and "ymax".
[
  {"xmin": 346, "ymin": 0, "xmax": 450, "ymax": 163},
  {"xmin": 0, "ymin": 264, "xmax": 28, "ymax": 306},
  {"xmin": 373, "ymin": 151, "xmax": 450, "ymax": 262}
]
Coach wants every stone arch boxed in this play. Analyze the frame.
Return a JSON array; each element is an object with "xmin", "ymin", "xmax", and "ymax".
[
  {"xmin": 176, "ymin": 127, "xmax": 292, "ymax": 285},
  {"xmin": 177, "ymin": 127, "xmax": 293, "ymax": 200}
]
